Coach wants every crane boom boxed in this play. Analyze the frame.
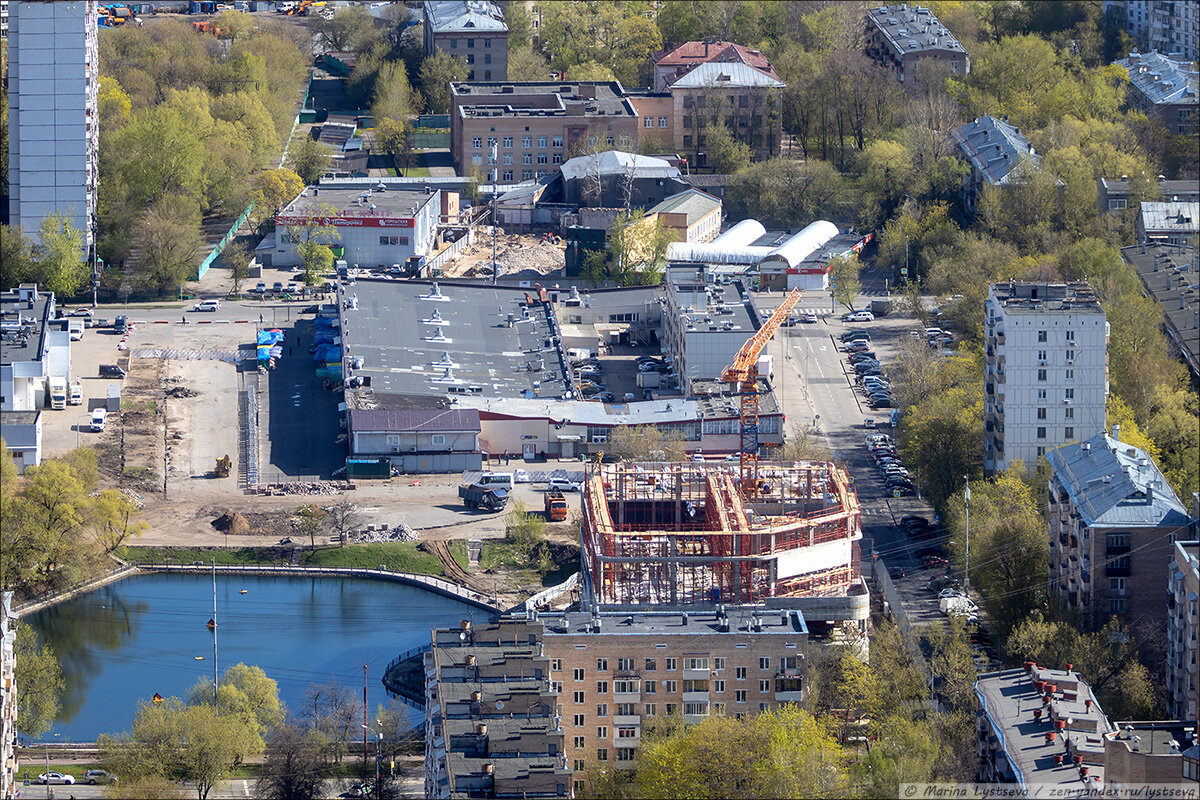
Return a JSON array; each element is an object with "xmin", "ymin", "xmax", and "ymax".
[{"xmin": 721, "ymin": 288, "xmax": 802, "ymax": 498}]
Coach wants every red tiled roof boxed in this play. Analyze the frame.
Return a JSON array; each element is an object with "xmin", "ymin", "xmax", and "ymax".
[{"xmin": 654, "ymin": 41, "xmax": 781, "ymax": 82}]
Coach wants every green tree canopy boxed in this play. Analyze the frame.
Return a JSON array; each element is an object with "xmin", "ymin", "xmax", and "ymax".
[
  {"xmin": 14, "ymin": 624, "xmax": 64, "ymax": 737},
  {"xmin": 418, "ymin": 52, "xmax": 466, "ymax": 115},
  {"xmin": 287, "ymin": 137, "xmax": 334, "ymax": 185}
]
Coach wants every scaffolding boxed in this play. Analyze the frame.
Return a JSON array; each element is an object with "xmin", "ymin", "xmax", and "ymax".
[{"xmin": 582, "ymin": 461, "xmax": 863, "ymax": 608}]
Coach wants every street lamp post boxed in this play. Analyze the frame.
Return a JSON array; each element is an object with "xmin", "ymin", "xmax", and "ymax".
[
  {"xmin": 491, "ymin": 142, "xmax": 499, "ymax": 285},
  {"xmin": 964, "ymin": 476, "xmax": 971, "ymax": 593}
]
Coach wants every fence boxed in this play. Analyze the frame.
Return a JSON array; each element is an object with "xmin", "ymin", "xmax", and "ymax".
[
  {"xmin": 415, "ymin": 114, "xmax": 450, "ymax": 129},
  {"xmin": 410, "ymin": 129, "xmax": 450, "ymax": 149},
  {"xmin": 13, "ymin": 564, "xmax": 138, "ymax": 616},
  {"xmin": 426, "ymin": 232, "xmax": 474, "ymax": 271},
  {"xmin": 382, "ymin": 642, "xmax": 433, "ymax": 708}
]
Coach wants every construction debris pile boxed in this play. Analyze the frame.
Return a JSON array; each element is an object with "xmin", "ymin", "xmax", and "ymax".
[
  {"xmin": 355, "ymin": 522, "xmax": 417, "ymax": 543},
  {"xmin": 451, "ymin": 229, "xmax": 566, "ymax": 278},
  {"xmin": 252, "ymin": 481, "xmax": 356, "ymax": 496}
]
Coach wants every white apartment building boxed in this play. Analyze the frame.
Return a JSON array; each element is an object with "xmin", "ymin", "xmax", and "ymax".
[
  {"xmin": 7, "ymin": 1, "xmax": 98, "ymax": 256},
  {"xmin": 1167, "ymin": 540, "xmax": 1199, "ymax": 723},
  {"xmin": 984, "ymin": 283, "xmax": 1109, "ymax": 474},
  {"xmin": 0, "ymin": 593, "xmax": 17, "ymax": 800},
  {"xmin": 661, "ymin": 267, "xmax": 762, "ymax": 392},
  {"xmin": 1104, "ymin": 0, "xmax": 1199, "ymax": 62}
]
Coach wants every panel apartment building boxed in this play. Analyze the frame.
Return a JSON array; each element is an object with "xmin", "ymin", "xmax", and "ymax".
[
  {"xmin": 424, "ymin": 0, "xmax": 508, "ymax": 81},
  {"xmin": 984, "ymin": 282, "xmax": 1108, "ymax": 474},
  {"xmin": 7, "ymin": 0, "xmax": 98, "ymax": 257},
  {"xmin": 1167, "ymin": 539, "xmax": 1199, "ymax": 722},
  {"xmin": 449, "ymin": 82, "xmax": 640, "ymax": 178}
]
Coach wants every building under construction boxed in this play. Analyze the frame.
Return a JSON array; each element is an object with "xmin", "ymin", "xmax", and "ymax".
[{"xmin": 581, "ymin": 460, "xmax": 866, "ymax": 614}]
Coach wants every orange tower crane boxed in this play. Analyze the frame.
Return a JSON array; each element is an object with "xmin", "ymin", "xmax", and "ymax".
[{"xmin": 721, "ymin": 288, "xmax": 802, "ymax": 499}]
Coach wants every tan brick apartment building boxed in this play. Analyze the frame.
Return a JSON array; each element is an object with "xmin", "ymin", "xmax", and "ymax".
[
  {"xmin": 449, "ymin": 82, "xmax": 640, "ymax": 178},
  {"xmin": 1166, "ymin": 539, "xmax": 1199, "ymax": 722},
  {"xmin": 424, "ymin": 0, "xmax": 509, "ymax": 82},
  {"xmin": 865, "ymin": 4, "xmax": 970, "ymax": 85},
  {"xmin": 668, "ymin": 62, "xmax": 785, "ymax": 164}
]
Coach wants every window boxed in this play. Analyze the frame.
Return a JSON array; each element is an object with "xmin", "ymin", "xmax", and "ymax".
[
  {"xmin": 597, "ymin": 704, "xmax": 607, "ymax": 717},
  {"xmin": 573, "ymin": 736, "xmax": 585, "ymax": 749},
  {"xmin": 1037, "ymin": 407, "xmax": 1047, "ymax": 420},
  {"xmin": 483, "ymin": 38, "xmax": 490, "ymax": 47},
  {"xmin": 683, "ymin": 115, "xmax": 693, "ymax": 129},
  {"xmin": 1037, "ymin": 427, "xmax": 1046, "ymax": 439},
  {"xmin": 573, "ymin": 691, "xmax": 585, "ymax": 704},
  {"xmin": 1038, "ymin": 330, "xmax": 1047, "ymax": 342},
  {"xmin": 614, "ymin": 680, "xmax": 638, "ymax": 694},
  {"xmin": 597, "ymin": 658, "xmax": 608, "ymax": 672},
  {"xmin": 712, "ymin": 702, "xmax": 726, "ymax": 714},
  {"xmin": 537, "ymin": 152, "xmax": 548, "ymax": 164},
  {"xmin": 645, "ymin": 658, "xmax": 657, "ymax": 671},
  {"xmin": 1110, "ymin": 598, "xmax": 1126, "ymax": 613},
  {"xmin": 551, "ymin": 659, "xmax": 562, "ymax": 671},
  {"xmin": 596, "ymin": 726, "xmax": 608, "ymax": 739},
  {"xmin": 713, "ymin": 657, "xmax": 725, "ymax": 671},
  {"xmin": 1037, "ymin": 350, "xmax": 1047, "ymax": 362},
  {"xmin": 466, "ymin": 53, "xmax": 474, "ymax": 64},
  {"xmin": 502, "ymin": 169, "xmax": 513, "ymax": 181},
  {"xmin": 759, "ymin": 702, "xmax": 770, "ymax": 712},
  {"xmin": 606, "ymin": 136, "xmax": 614, "ymax": 146},
  {"xmin": 683, "ymin": 658, "xmax": 708, "ymax": 671},
  {"xmin": 758, "ymin": 679, "xmax": 770, "ymax": 692},
  {"xmin": 644, "ymin": 680, "xmax": 656, "ymax": 694},
  {"xmin": 522, "ymin": 169, "xmax": 532, "ymax": 180},
  {"xmin": 682, "ymin": 680, "xmax": 708, "ymax": 692},
  {"xmin": 1107, "ymin": 533, "xmax": 1130, "ymax": 549},
  {"xmin": 596, "ymin": 748, "xmax": 608, "ymax": 761},
  {"xmin": 1038, "ymin": 389, "xmax": 1047, "ymax": 400},
  {"xmin": 664, "ymin": 680, "xmax": 677, "ymax": 693},
  {"xmin": 1065, "ymin": 388, "xmax": 1074, "ymax": 400},
  {"xmin": 644, "ymin": 703, "xmax": 657, "ymax": 715},
  {"xmin": 472, "ymin": 137, "xmax": 483, "ymax": 149},
  {"xmin": 385, "ymin": 434, "xmax": 401, "ymax": 446},
  {"xmin": 502, "ymin": 153, "xmax": 513, "ymax": 165},
  {"xmin": 714, "ymin": 680, "xmax": 725, "ymax": 693},
  {"xmin": 539, "ymin": 135, "xmax": 549, "ymax": 148},
  {"xmin": 574, "ymin": 668, "xmax": 585, "ymax": 681},
  {"xmin": 735, "ymin": 667, "xmax": 747, "ymax": 680},
  {"xmin": 659, "ymin": 116, "xmax": 668, "ymax": 127},
  {"xmin": 1110, "ymin": 577, "xmax": 1125, "ymax": 591},
  {"xmin": 1037, "ymin": 446, "xmax": 1046, "ymax": 457},
  {"xmin": 552, "ymin": 153, "xmax": 563, "ymax": 164},
  {"xmin": 484, "ymin": 53, "xmax": 492, "ymax": 65},
  {"xmin": 467, "ymin": 38, "xmax": 474, "ymax": 47},
  {"xmin": 616, "ymin": 703, "xmax": 636, "ymax": 716},
  {"xmin": 1065, "ymin": 427, "xmax": 1074, "ymax": 439},
  {"xmin": 683, "ymin": 702, "xmax": 708, "ymax": 716},
  {"xmin": 617, "ymin": 746, "xmax": 636, "ymax": 760},
  {"xmin": 588, "ymin": 135, "xmax": 597, "ymax": 146},
  {"xmin": 596, "ymin": 681, "xmax": 608, "ymax": 694},
  {"xmin": 551, "ymin": 681, "xmax": 562, "ymax": 693},
  {"xmin": 487, "ymin": 153, "xmax": 496, "ymax": 165},
  {"xmin": 666, "ymin": 658, "xmax": 677, "ymax": 671},
  {"xmin": 573, "ymin": 758, "xmax": 586, "ymax": 771},
  {"xmin": 1065, "ymin": 369, "xmax": 1074, "ymax": 381},
  {"xmin": 572, "ymin": 713, "xmax": 585, "ymax": 726},
  {"xmin": 1065, "ymin": 349, "xmax": 1075, "ymax": 362},
  {"xmin": 618, "ymin": 658, "xmax": 635, "ymax": 672},
  {"xmin": 521, "ymin": 136, "xmax": 531, "ymax": 148},
  {"xmin": 471, "ymin": 154, "xmax": 483, "ymax": 166},
  {"xmin": 758, "ymin": 657, "xmax": 770, "ymax": 670},
  {"xmin": 450, "ymin": 39, "xmax": 457, "ymax": 49},
  {"xmin": 1065, "ymin": 407, "xmax": 1074, "ymax": 419},
  {"xmin": 431, "ymin": 434, "xmax": 445, "ymax": 446},
  {"xmin": 735, "ymin": 690, "xmax": 747, "ymax": 703},
  {"xmin": 522, "ymin": 153, "xmax": 532, "ymax": 165},
  {"xmin": 502, "ymin": 137, "xmax": 513, "ymax": 148},
  {"xmin": 1038, "ymin": 369, "xmax": 1047, "ymax": 382},
  {"xmin": 1066, "ymin": 329, "xmax": 1075, "ymax": 342},
  {"xmin": 487, "ymin": 136, "xmax": 498, "ymax": 147},
  {"xmin": 379, "ymin": 236, "xmax": 390, "ymax": 245},
  {"xmin": 644, "ymin": 116, "xmax": 654, "ymax": 128}
]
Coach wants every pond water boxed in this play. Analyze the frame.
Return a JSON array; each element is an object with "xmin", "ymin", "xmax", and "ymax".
[{"xmin": 23, "ymin": 573, "xmax": 485, "ymax": 741}]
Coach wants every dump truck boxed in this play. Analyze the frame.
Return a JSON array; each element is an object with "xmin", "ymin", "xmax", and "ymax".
[
  {"xmin": 544, "ymin": 490, "xmax": 568, "ymax": 521},
  {"xmin": 459, "ymin": 483, "xmax": 509, "ymax": 512}
]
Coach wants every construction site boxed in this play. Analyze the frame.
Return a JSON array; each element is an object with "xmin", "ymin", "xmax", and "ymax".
[{"xmin": 580, "ymin": 460, "xmax": 864, "ymax": 609}]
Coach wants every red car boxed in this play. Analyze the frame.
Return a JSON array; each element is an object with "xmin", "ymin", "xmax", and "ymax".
[{"xmin": 921, "ymin": 556, "xmax": 950, "ymax": 569}]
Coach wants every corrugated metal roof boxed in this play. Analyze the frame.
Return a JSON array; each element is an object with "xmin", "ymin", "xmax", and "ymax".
[
  {"xmin": 669, "ymin": 61, "xmax": 786, "ymax": 89},
  {"xmin": 952, "ymin": 115, "xmax": 1040, "ymax": 185},
  {"xmin": 350, "ymin": 407, "xmax": 481, "ymax": 433},
  {"xmin": 648, "ymin": 189, "xmax": 721, "ymax": 225},
  {"xmin": 1046, "ymin": 433, "xmax": 1191, "ymax": 528},
  {"xmin": 1139, "ymin": 201, "xmax": 1200, "ymax": 235},
  {"xmin": 559, "ymin": 151, "xmax": 680, "ymax": 182},
  {"xmin": 868, "ymin": 4, "xmax": 967, "ymax": 55},
  {"xmin": 424, "ymin": 0, "xmax": 507, "ymax": 32},
  {"xmin": 1115, "ymin": 50, "xmax": 1199, "ymax": 106}
]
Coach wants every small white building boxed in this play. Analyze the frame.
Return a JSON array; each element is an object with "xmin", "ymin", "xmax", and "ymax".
[
  {"xmin": 984, "ymin": 282, "xmax": 1108, "ymax": 474},
  {"xmin": 269, "ymin": 181, "xmax": 441, "ymax": 269}
]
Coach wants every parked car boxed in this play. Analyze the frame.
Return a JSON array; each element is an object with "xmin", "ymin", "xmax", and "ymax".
[
  {"xmin": 839, "ymin": 330, "xmax": 871, "ymax": 342},
  {"xmin": 870, "ymin": 397, "xmax": 896, "ymax": 409},
  {"xmin": 83, "ymin": 770, "xmax": 118, "ymax": 785},
  {"xmin": 922, "ymin": 555, "xmax": 950, "ymax": 569},
  {"xmin": 915, "ymin": 547, "xmax": 945, "ymax": 559},
  {"xmin": 548, "ymin": 478, "xmax": 581, "ymax": 492},
  {"xmin": 254, "ymin": 281, "xmax": 267, "ymax": 293},
  {"xmin": 39, "ymin": 773, "xmax": 75, "ymax": 785},
  {"xmin": 68, "ymin": 308, "xmax": 93, "ymax": 317},
  {"xmin": 844, "ymin": 339, "xmax": 872, "ymax": 352},
  {"xmin": 91, "ymin": 407, "xmax": 108, "ymax": 432},
  {"xmin": 192, "ymin": 299, "xmax": 221, "ymax": 312},
  {"xmin": 513, "ymin": 469, "xmax": 530, "ymax": 483},
  {"xmin": 272, "ymin": 281, "xmax": 284, "ymax": 293},
  {"xmin": 800, "ymin": 312, "xmax": 819, "ymax": 323},
  {"xmin": 844, "ymin": 310, "xmax": 875, "ymax": 322},
  {"xmin": 848, "ymin": 351, "xmax": 877, "ymax": 363}
]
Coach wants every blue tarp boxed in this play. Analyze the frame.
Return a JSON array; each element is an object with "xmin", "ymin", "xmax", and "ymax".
[
  {"xmin": 256, "ymin": 330, "xmax": 285, "ymax": 345},
  {"xmin": 313, "ymin": 344, "xmax": 341, "ymax": 362}
]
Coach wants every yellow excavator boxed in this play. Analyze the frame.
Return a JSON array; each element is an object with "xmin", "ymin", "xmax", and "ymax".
[{"xmin": 214, "ymin": 455, "xmax": 232, "ymax": 478}]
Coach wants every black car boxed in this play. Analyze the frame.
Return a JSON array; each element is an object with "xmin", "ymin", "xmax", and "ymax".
[
  {"xmin": 900, "ymin": 516, "xmax": 929, "ymax": 528},
  {"xmin": 870, "ymin": 397, "xmax": 896, "ymax": 409},
  {"xmin": 840, "ymin": 330, "xmax": 871, "ymax": 342},
  {"xmin": 848, "ymin": 352, "xmax": 877, "ymax": 363},
  {"xmin": 885, "ymin": 477, "xmax": 915, "ymax": 490},
  {"xmin": 890, "ymin": 484, "xmax": 916, "ymax": 496}
]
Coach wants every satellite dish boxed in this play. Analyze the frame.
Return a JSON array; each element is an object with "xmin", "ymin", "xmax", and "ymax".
[
  {"xmin": 460, "ymin": 631, "xmax": 466, "ymax": 641},
  {"xmin": 495, "ymin": 700, "xmax": 504, "ymax": 711}
]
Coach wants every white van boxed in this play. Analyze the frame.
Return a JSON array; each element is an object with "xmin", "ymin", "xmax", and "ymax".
[
  {"xmin": 69, "ymin": 382, "xmax": 83, "ymax": 406},
  {"xmin": 90, "ymin": 408, "xmax": 108, "ymax": 432},
  {"xmin": 69, "ymin": 320, "xmax": 85, "ymax": 341},
  {"xmin": 478, "ymin": 472, "xmax": 515, "ymax": 491},
  {"xmin": 193, "ymin": 299, "xmax": 221, "ymax": 312}
]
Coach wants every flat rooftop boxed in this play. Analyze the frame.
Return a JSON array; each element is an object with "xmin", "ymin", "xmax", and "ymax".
[
  {"xmin": 343, "ymin": 280, "xmax": 571, "ymax": 405},
  {"xmin": 988, "ymin": 282, "xmax": 1105, "ymax": 314},
  {"xmin": 0, "ymin": 287, "xmax": 54, "ymax": 366},
  {"xmin": 279, "ymin": 184, "xmax": 436, "ymax": 219},
  {"xmin": 537, "ymin": 606, "xmax": 808, "ymax": 637},
  {"xmin": 666, "ymin": 269, "xmax": 758, "ymax": 334},
  {"xmin": 451, "ymin": 81, "xmax": 636, "ymax": 118},
  {"xmin": 1122, "ymin": 243, "xmax": 1199, "ymax": 376},
  {"xmin": 868, "ymin": 4, "xmax": 967, "ymax": 54}
]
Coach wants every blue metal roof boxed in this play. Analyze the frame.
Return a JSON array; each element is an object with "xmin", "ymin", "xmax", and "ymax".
[
  {"xmin": 1115, "ymin": 50, "xmax": 1199, "ymax": 106},
  {"xmin": 1046, "ymin": 433, "xmax": 1191, "ymax": 528},
  {"xmin": 952, "ymin": 116, "xmax": 1040, "ymax": 185}
]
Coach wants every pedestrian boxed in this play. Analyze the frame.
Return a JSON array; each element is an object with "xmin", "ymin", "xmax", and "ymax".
[{"xmin": 259, "ymin": 314, "xmax": 264, "ymax": 324}]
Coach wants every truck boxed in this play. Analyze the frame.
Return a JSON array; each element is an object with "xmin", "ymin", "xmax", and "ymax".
[
  {"xmin": 48, "ymin": 377, "xmax": 67, "ymax": 410},
  {"xmin": 870, "ymin": 299, "xmax": 892, "ymax": 317},
  {"xmin": 459, "ymin": 483, "xmax": 509, "ymax": 512},
  {"xmin": 544, "ymin": 490, "xmax": 568, "ymax": 522},
  {"xmin": 69, "ymin": 319, "xmax": 85, "ymax": 341},
  {"xmin": 756, "ymin": 354, "xmax": 774, "ymax": 380},
  {"xmin": 69, "ymin": 381, "xmax": 83, "ymax": 406}
]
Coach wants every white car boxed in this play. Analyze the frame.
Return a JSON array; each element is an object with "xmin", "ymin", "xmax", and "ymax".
[
  {"xmin": 548, "ymin": 478, "xmax": 580, "ymax": 492},
  {"xmin": 846, "ymin": 311, "xmax": 875, "ymax": 322},
  {"xmin": 68, "ymin": 307, "xmax": 93, "ymax": 317},
  {"xmin": 513, "ymin": 469, "xmax": 530, "ymax": 483},
  {"xmin": 91, "ymin": 408, "xmax": 107, "ymax": 432},
  {"xmin": 39, "ymin": 772, "xmax": 75, "ymax": 785},
  {"xmin": 938, "ymin": 588, "xmax": 966, "ymax": 600},
  {"xmin": 192, "ymin": 299, "xmax": 221, "ymax": 312},
  {"xmin": 801, "ymin": 312, "xmax": 819, "ymax": 323}
]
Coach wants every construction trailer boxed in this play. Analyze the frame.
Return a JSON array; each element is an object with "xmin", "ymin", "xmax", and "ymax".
[{"xmin": 581, "ymin": 460, "xmax": 863, "ymax": 608}]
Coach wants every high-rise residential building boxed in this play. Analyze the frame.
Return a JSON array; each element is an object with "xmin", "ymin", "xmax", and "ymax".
[
  {"xmin": 984, "ymin": 282, "xmax": 1109, "ymax": 474},
  {"xmin": 1167, "ymin": 539, "xmax": 1199, "ymax": 722},
  {"xmin": 1046, "ymin": 432, "xmax": 1193, "ymax": 634},
  {"xmin": 6, "ymin": 0, "xmax": 98, "ymax": 259},
  {"xmin": 1104, "ymin": 0, "xmax": 1200, "ymax": 62},
  {"xmin": 424, "ymin": 0, "xmax": 508, "ymax": 82},
  {"xmin": 1, "ymin": 593, "xmax": 17, "ymax": 800}
]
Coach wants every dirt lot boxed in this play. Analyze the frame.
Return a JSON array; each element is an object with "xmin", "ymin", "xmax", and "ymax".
[{"xmin": 445, "ymin": 228, "xmax": 566, "ymax": 279}]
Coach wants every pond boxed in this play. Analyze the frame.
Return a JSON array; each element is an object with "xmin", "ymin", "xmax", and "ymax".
[{"xmin": 23, "ymin": 572, "xmax": 487, "ymax": 741}]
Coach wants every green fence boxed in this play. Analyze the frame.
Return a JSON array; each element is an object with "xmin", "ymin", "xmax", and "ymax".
[
  {"xmin": 411, "ymin": 129, "xmax": 450, "ymax": 149},
  {"xmin": 193, "ymin": 201, "xmax": 256, "ymax": 280}
]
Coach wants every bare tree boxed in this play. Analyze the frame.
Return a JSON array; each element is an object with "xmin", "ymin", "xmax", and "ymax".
[
  {"xmin": 301, "ymin": 679, "xmax": 363, "ymax": 764},
  {"xmin": 326, "ymin": 502, "xmax": 361, "ymax": 548}
]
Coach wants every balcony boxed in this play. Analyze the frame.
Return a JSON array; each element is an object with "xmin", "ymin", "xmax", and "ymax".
[
  {"xmin": 682, "ymin": 668, "xmax": 711, "ymax": 680},
  {"xmin": 681, "ymin": 691, "xmax": 710, "ymax": 703},
  {"xmin": 613, "ymin": 688, "xmax": 641, "ymax": 702},
  {"xmin": 613, "ymin": 715, "xmax": 641, "ymax": 727}
]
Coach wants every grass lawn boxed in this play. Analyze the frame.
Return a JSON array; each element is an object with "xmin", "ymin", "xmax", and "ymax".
[{"xmin": 118, "ymin": 542, "xmax": 453, "ymax": 576}]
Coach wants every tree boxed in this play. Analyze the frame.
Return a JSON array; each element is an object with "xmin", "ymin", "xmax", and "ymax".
[
  {"xmin": 375, "ymin": 118, "xmax": 415, "ymax": 176},
  {"xmin": 504, "ymin": 500, "xmax": 548, "ymax": 566},
  {"xmin": 827, "ymin": 254, "xmax": 862, "ymax": 312},
  {"xmin": 287, "ymin": 137, "xmax": 334, "ymax": 185},
  {"xmin": 222, "ymin": 241, "xmax": 253, "ymax": 294},
  {"xmin": 704, "ymin": 124, "xmax": 752, "ymax": 174},
  {"xmin": 418, "ymin": 52, "xmax": 466, "ymax": 115},
  {"xmin": 251, "ymin": 168, "xmax": 305, "ymax": 223},
  {"xmin": 132, "ymin": 194, "xmax": 205, "ymax": 296},
  {"xmin": 294, "ymin": 505, "xmax": 327, "ymax": 552},
  {"xmin": 0, "ymin": 224, "xmax": 36, "ymax": 291},
  {"xmin": 725, "ymin": 159, "xmax": 847, "ymax": 229},
  {"xmin": 33, "ymin": 212, "xmax": 89, "ymax": 299},
  {"xmin": 286, "ymin": 205, "xmax": 342, "ymax": 286},
  {"xmin": 326, "ymin": 502, "xmax": 362, "ymax": 547},
  {"xmin": 566, "ymin": 60, "xmax": 616, "ymax": 81},
  {"xmin": 604, "ymin": 210, "xmax": 676, "ymax": 286},
  {"xmin": 501, "ymin": 0, "xmax": 532, "ymax": 50},
  {"xmin": 780, "ymin": 427, "xmax": 833, "ymax": 462},
  {"xmin": 300, "ymin": 678, "xmax": 362, "ymax": 764},
  {"xmin": 188, "ymin": 664, "xmax": 284, "ymax": 759},
  {"xmin": 90, "ymin": 488, "xmax": 147, "ymax": 553},
  {"xmin": 253, "ymin": 722, "xmax": 327, "ymax": 800},
  {"xmin": 213, "ymin": 9, "xmax": 256, "ymax": 41},
  {"xmin": 507, "ymin": 47, "xmax": 551, "ymax": 82},
  {"xmin": 14, "ymin": 624, "xmax": 64, "ymax": 737},
  {"xmin": 116, "ymin": 104, "xmax": 206, "ymax": 206},
  {"xmin": 606, "ymin": 425, "xmax": 689, "ymax": 462},
  {"xmin": 313, "ymin": 5, "xmax": 378, "ymax": 53},
  {"xmin": 372, "ymin": 61, "xmax": 422, "ymax": 124},
  {"xmin": 816, "ymin": 649, "xmax": 879, "ymax": 744}
]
